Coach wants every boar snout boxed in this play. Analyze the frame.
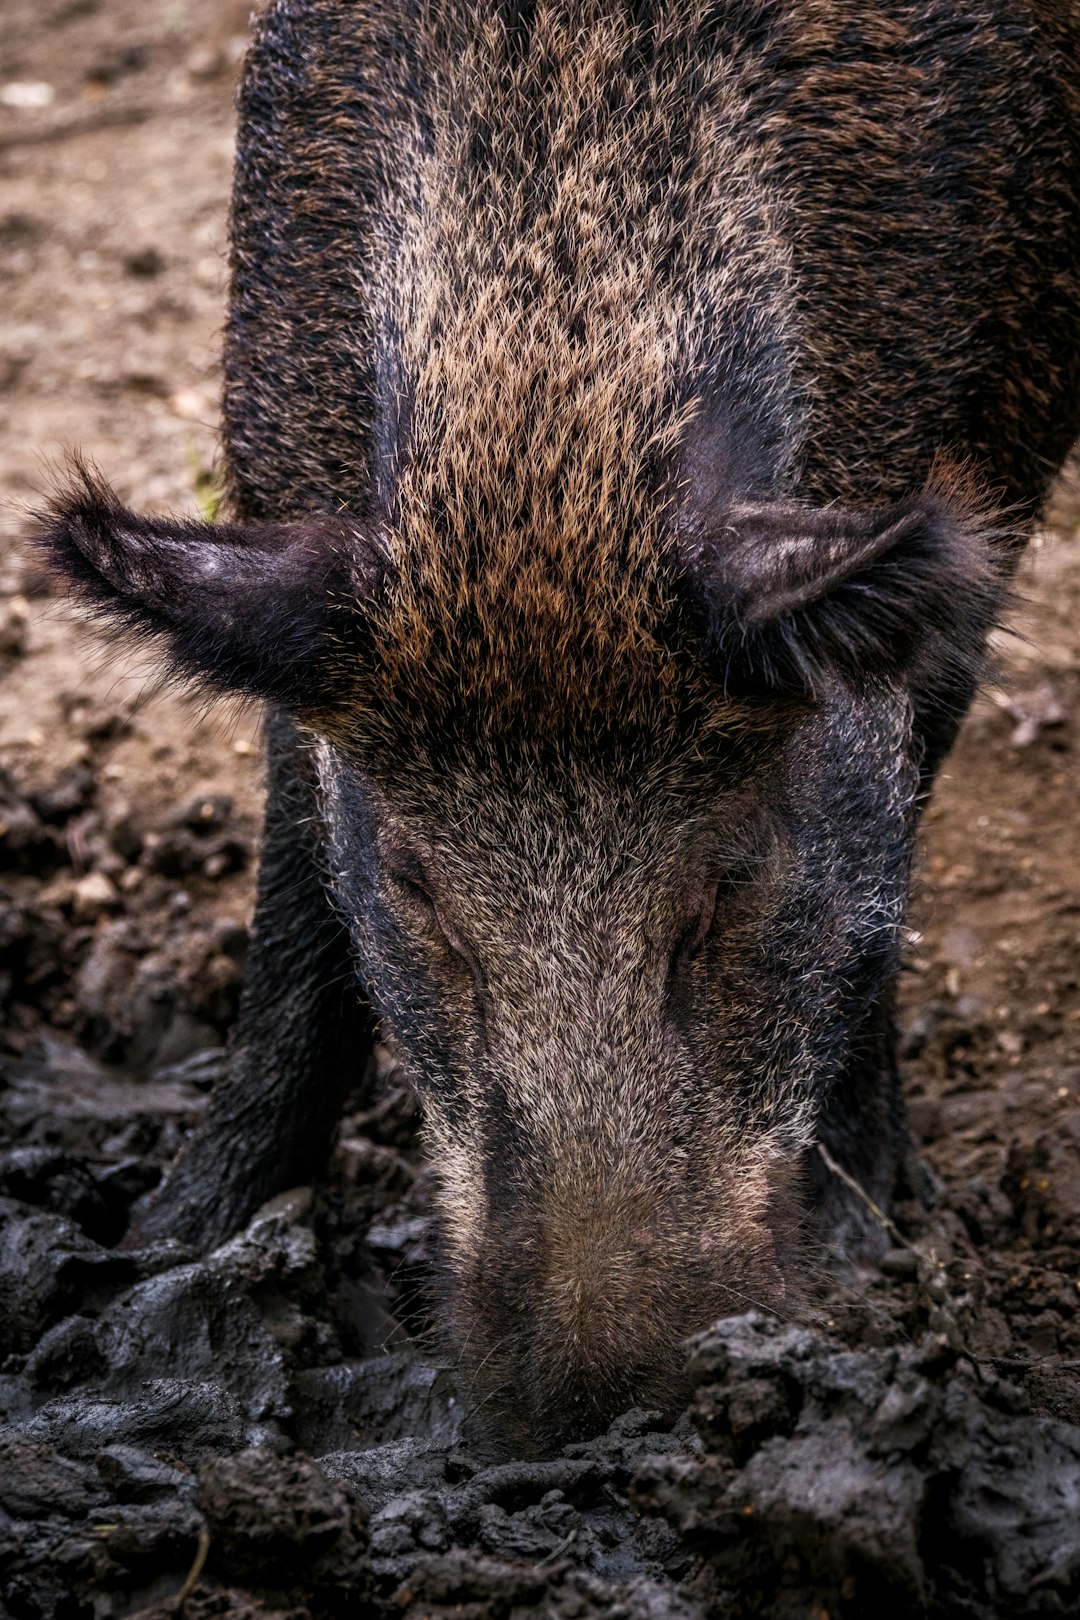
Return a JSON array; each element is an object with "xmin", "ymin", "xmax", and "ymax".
[{"xmin": 445, "ymin": 1146, "xmax": 797, "ymax": 1448}]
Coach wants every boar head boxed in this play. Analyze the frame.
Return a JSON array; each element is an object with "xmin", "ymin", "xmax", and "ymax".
[{"xmin": 40, "ymin": 462, "xmax": 1002, "ymax": 1446}]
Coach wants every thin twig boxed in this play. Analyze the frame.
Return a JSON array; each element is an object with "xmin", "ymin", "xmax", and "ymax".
[
  {"xmin": 535, "ymin": 1529, "xmax": 577, "ymax": 1568},
  {"xmin": 815, "ymin": 1142, "xmax": 989, "ymax": 1383},
  {"xmin": 815, "ymin": 1141, "xmax": 911, "ymax": 1251},
  {"xmin": 176, "ymin": 1527, "xmax": 210, "ymax": 1611},
  {"xmin": 0, "ymin": 104, "xmax": 153, "ymax": 151}
]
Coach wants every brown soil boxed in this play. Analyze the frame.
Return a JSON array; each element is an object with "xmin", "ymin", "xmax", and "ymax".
[{"xmin": 2, "ymin": 5, "xmax": 1079, "ymax": 1618}]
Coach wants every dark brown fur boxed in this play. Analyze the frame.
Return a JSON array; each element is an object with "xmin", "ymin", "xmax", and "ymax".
[{"xmin": 38, "ymin": 1, "xmax": 1080, "ymax": 1447}]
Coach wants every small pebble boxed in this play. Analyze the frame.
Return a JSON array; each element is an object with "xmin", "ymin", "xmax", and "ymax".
[
  {"xmin": 169, "ymin": 388, "xmax": 208, "ymax": 421},
  {"xmin": 0, "ymin": 81, "xmax": 54, "ymax": 109},
  {"xmin": 72, "ymin": 871, "xmax": 120, "ymax": 921},
  {"xmin": 186, "ymin": 46, "xmax": 225, "ymax": 80}
]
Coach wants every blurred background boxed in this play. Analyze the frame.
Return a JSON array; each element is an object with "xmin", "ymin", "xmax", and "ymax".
[{"xmin": 2, "ymin": 2, "xmax": 264, "ymax": 1088}]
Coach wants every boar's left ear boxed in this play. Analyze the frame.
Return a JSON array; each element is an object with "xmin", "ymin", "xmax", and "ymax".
[
  {"xmin": 683, "ymin": 486, "xmax": 1009, "ymax": 696},
  {"xmin": 35, "ymin": 465, "xmax": 386, "ymax": 706}
]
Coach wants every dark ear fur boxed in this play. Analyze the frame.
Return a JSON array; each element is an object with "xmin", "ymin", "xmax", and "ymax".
[
  {"xmin": 35, "ymin": 464, "xmax": 386, "ymax": 705},
  {"xmin": 683, "ymin": 478, "xmax": 1011, "ymax": 696}
]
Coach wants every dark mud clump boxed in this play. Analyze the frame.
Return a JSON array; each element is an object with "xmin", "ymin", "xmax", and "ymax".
[
  {"xmin": 640, "ymin": 1315, "xmax": 1080, "ymax": 1618},
  {"xmin": 3, "ymin": 757, "xmax": 1080, "ymax": 1617}
]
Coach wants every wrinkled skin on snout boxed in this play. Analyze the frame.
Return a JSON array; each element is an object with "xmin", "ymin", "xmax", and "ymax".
[
  {"xmin": 39, "ymin": 473, "xmax": 1004, "ymax": 1446},
  {"xmin": 316, "ymin": 700, "xmax": 915, "ymax": 1445}
]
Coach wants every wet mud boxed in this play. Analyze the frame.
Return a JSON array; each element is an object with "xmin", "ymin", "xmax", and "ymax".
[
  {"xmin": 2, "ymin": 684, "xmax": 1080, "ymax": 1620},
  {"xmin": 3, "ymin": 2, "xmax": 1080, "ymax": 1616}
]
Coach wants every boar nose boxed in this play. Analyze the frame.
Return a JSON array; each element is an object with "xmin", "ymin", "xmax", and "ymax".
[
  {"xmin": 520, "ymin": 1205, "xmax": 692, "ymax": 1434},
  {"xmin": 466, "ymin": 1172, "xmax": 790, "ymax": 1447}
]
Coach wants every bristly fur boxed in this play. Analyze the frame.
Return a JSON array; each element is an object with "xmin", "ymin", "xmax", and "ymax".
[
  {"xmin": 686, "ymin": 471, "xmax": 1014, "ymax": 698},
  {"xmin": 34, "ymin": 459, "xmax": 386, "ymax": 707},
  {"xmin": 221, "ymin": 0, "xmax": 1080, "ymax": 747},
  {"xmin": 322, "ymin": 0, "xmax": 801, "ymax": 740}
]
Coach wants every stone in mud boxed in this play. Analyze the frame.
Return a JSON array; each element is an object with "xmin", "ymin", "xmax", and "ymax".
[{"xmin": 72, "ymin": 868, "xmax": 121, "ymax": 920}]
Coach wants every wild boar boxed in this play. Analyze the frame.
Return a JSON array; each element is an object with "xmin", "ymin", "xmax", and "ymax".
[{"xmin": 40, "ymin": 0, "xmax": 1080, "ymax": 1447}]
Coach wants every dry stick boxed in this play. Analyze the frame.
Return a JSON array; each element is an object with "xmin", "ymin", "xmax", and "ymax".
[
  {"xmin": 176, "ymin": 1527, "xmax": 211, "ymax": 1612},
  {"xmin": 814, "ymin": 1141, "xmax": 913, "ymax": 1252},
  {"xmin": 535, "ymin": 1529, "xmax": 578, "ymax": 1569},
  {"xmin": 0, "ymin": 104, "xmax": 152, "ymax": 151}
]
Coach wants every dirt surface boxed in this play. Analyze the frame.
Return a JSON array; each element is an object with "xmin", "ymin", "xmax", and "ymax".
[{"xmin": 3, "ymin": 4, "xmax": 1080, "ymax": 1617}]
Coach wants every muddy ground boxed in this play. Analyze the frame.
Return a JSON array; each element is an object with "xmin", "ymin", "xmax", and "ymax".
[{"xmin": 3, "ymin": 4, "xmax": 1080, "ymax": 1617}]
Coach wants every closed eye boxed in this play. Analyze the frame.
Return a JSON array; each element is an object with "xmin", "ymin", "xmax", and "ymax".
[
  {"xmin": 671, "ymin": 878, "xmax": 721, "ymax": 965},
  {"xmin": 388, "ymin": 866, "xmax": 437, "ymax": 913},
  {"xmin": 385, "ymin": 860, "xmax": 487, "ymax": 995},
  {"xmin": 667, "ymin": 850, "xmax": 765, "ymax": 977},
  {"xmin": 385, "ymin": 854, "xmax": 440, "ymax": 917}
]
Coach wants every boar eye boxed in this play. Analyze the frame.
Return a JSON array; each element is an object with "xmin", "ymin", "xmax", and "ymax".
[
  {"xmin": 385, "ymin": 859, "xmax": 485, "ymax": 991},
  {"xmin": 388, "ymin": 865, "xmax": 434, "ymax": 908},
  {"xmin": 386, "ymin": 860, "xmax": 440, "ymax": 921}
]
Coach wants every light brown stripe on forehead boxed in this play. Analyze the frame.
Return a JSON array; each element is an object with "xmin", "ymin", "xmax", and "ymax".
[{"xmin": 356, "ymin": 1, "xmax": 799, "ymax": 733}]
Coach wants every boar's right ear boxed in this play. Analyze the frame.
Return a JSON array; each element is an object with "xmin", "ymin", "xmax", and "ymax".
[
  {"xmin": 35, "ymin": 465, "xmax": 386, "ymax": 706},
  {"xmin": 684, "ymin": 485, "xmax": 1009, "ymax": 697}
]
